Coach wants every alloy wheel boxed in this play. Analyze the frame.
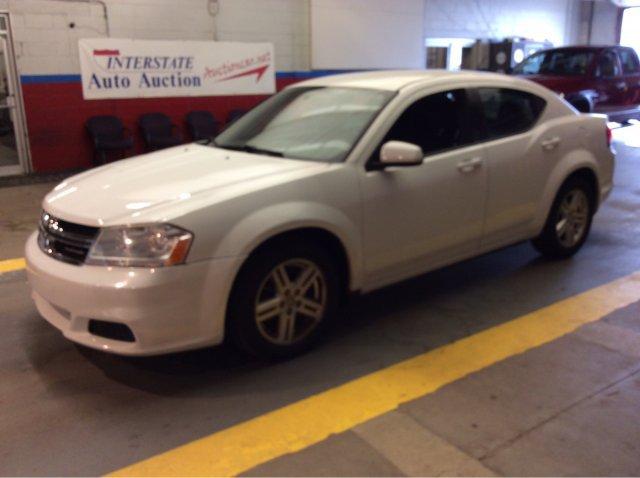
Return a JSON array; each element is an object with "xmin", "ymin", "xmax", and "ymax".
[
  {"xmin": 555, "ymin": 188, "xmax": 589, "ymax": 248},
  {"xmin": 254, "ymin": 258, "xmax": 327, "ymax": 345}
]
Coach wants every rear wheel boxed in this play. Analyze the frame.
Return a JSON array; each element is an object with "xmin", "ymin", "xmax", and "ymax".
[
  {"xmin": 532, "ymin": 177, "xmax": 595, "ymax": 258},
  {"xmin": 227, "ymin": 242, "xmax": 339, "ymax": 359}
]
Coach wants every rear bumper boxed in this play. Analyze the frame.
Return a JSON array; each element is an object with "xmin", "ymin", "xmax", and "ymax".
[
  {"xmin": 25, "ymin": 232, "xmax": 242, "ymax": 356},
  {"xmin": 600, "ymin": 143, "xmax": 616, "ymax": 207}
]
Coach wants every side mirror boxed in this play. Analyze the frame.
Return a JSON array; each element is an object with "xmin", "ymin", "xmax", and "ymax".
[{"xmin": 378, "ymin": 141, "xmax": 424, "ymax": 168}]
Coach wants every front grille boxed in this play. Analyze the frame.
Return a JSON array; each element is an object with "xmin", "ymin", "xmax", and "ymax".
[{"xmin": 38, "ymin": 212, "xmax": 99, "ymax": 265}]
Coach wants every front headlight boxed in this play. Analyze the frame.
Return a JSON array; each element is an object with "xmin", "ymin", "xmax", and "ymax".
[{"xmin": 86, "ymin": 224, "xmax": 193, "ymax": 267}]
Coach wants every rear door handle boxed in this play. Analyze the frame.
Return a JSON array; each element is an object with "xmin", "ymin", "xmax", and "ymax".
[
  {"xmin": 541, "ymin": 136, "xmax": 561, "ymax": 151},
  {"xmin": 457, "ymin": 157, "xmax": 483, "ymax": 173}
]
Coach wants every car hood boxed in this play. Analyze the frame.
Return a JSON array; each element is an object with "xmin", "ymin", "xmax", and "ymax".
[{"xmin": 43, "ymin": 144, "xmax": 327, "ymax": 226}]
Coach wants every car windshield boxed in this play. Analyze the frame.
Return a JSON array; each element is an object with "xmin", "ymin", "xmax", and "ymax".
[
  {"xmin": 514, "ymin": 50, "xmax": 595, "ymax": 76},
  {"xmin": 213, "ymin": 86, "xmax": 395, "ymax": 163}
]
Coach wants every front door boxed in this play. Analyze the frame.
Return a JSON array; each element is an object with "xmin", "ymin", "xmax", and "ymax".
[
  {"xmin": 0, "ymin": 14, "xmax": 28, "ymax": 177},
  {"xmin": 359, "ymin": 89, "xmax": 487, "ymax": 289},
  {"xmin": 593, "ymin": 49, "xmax": 627, "ymax": 115}
]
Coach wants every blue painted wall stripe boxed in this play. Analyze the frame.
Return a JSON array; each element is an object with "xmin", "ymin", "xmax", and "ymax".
[
  {"xmin": 20, "ymin": 74, "xmax": 82, "ymax": 84},
  {"xmin": 20, "ymin": 70, "xmax": 357, "ymax": 85}
]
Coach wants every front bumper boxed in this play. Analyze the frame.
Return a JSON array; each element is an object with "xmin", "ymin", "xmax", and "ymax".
[{"xmin": 25, "ymin": 232, "xmax": 242, "ymax": 356}]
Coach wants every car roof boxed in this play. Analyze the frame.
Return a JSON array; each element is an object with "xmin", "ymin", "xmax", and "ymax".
[{"xmin": 290, "ymin": 69, "xmax": 517, "ymax": 92}]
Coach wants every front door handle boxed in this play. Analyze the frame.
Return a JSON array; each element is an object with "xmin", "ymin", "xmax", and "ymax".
[
  {"xmin": 541, "ymin": 136, "xmax": 561, "ymax": 151},
  {"xmin": 457, "ymin": 157, "xmax": 483, "ymax": 173}
]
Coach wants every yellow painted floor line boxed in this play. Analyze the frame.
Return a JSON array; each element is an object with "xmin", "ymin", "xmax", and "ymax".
[
  {"xmin": 0, "ymin": 257, "xmax": 26, "ymax": 274},
  {"xmin": 109, "ymin": 271, "xmax": 640, "ymax": 477}
]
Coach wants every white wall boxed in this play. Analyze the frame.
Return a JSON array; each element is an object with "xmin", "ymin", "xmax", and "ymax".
[
  {"xmin": 589, "ymin": 0, "xmax": 620, "ymax": 44},
  {"xmin": 1, "ymin": 0, "xmax": 612, "ymax": 79},
  {"xmin": 423, "ymin": 0, "xmax": 581, "ymax": 46},
  {"xmin": 216, "ymin": 0, "xmax": 310, "ymax": 71},
  {"xmin": 3, "ymin": 0, "xmax": 106, "ymax": 75},
  {"xmin": 310, "ymin": 0, "xmax": 425, "ymax": 69},
  {"xmin": 3, "ymin": 0, "xmax": 310, "ymax": 76}
]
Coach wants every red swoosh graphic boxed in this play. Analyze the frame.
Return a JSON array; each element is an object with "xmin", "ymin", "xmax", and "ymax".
[
  {"xmin": 218, "ymin": 64, "xmax": 269, "ymax": 83},
  {"xmin": 93, "ymin": 49, "xmax": 120, "ymax": 56}
]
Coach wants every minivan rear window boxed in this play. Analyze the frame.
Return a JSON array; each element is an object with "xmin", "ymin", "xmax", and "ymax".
[{"xmin": 619, "ymin": 48, "xmax": 640, "ymax": 74}]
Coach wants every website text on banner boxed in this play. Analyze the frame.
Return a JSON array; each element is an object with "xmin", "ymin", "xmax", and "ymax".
[{"xmin": 78, "ymin": 38, "xmax": 276, "ymax": 100}]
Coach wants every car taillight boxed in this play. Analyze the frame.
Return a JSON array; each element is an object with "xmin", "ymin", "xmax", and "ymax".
[{"xmin": 606, "ymin": 125, "xmax": 612, "ymax": 148}]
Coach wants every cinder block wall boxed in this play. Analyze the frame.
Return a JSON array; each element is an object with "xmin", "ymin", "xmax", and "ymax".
[
  {"xmin": 5, "ymin": 0, "xmax": 310, "ymax": 79},
  {"xmin": 0, "ymin": 0, "xmax": 622, "ymax": 173},
  {"xmin": 423, "ymin": 0, "xmax": 582, "ymax": 45},
  {"xmin": 2, "ymin": 0, "xmax": 312, "ymax": 172},
  {"xmin": 216, "ymin": 0, "xmax": 311, "ymax": 71}
]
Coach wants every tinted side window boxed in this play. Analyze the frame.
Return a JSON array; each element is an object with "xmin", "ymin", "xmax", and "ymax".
[
  {"xmin": 596, "ymin": 50, "xmax": 621, "ymax": 77},
  {"xmin": 619, "ymin": 49, "xmax": 640, "ymax": 74},
  {"xmin": 383, "ymin": 89, "xmax": 471, "ymax": 155},
  {"xmin": 476, "ymin": 88, "xmax": 546, "ymax": 140}
]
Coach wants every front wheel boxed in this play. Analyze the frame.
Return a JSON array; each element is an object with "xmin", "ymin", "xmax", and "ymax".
[
  {"xmin": 532, "ymin": 177, "xmax": 595, "ymax": 259},
  {"xmin": 227, "ymin": 242, "xmax": 340, "ymax": 359}
]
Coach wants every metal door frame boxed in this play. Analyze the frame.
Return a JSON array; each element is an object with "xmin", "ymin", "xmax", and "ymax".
[{"xmin": 0, "ymin": 12, "xmax": 31, "ymax": 176}]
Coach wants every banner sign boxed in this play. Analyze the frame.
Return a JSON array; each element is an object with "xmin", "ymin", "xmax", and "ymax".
[{"xmin": 78, "ymin": 38, "xmax": 276, "ymax": 100}]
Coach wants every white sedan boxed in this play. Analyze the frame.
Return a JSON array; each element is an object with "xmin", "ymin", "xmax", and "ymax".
[{"xmin": 26, "ymin": 70, "xmax": 615, "ymax": 358}]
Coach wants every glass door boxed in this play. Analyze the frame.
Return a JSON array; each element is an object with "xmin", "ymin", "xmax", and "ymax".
[{"xmin": 0, "ymin": 14, "xmax": 28, "ymax": 176}]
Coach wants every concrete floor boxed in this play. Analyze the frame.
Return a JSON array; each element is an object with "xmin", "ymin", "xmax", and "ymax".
[
  {"xmin": 245, "ymin": 306, "xmax": 640, "ymax": 476},
  {"xmin": 1, "ymin": 126, "xmax": 640, "ymax": 476},
  {"xmin": 0, "ymin": 181, "xmax": 50, "ymax": 259}
]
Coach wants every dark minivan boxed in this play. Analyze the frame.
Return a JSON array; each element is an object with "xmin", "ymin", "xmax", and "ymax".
[{"xmin": 513, "ymin": 46, "xmax": 640, "ymax": 122}]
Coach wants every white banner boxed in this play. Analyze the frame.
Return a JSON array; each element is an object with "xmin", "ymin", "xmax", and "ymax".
[{"xmin": 78, "ymin": 38, "xmax": 276, "ymax": 100}]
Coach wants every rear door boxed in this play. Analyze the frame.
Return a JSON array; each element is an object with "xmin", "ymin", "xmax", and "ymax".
[
  {"xmin": 470, "ymin": 87, "xmax": 550, "ymax": 250},
  {"xmin": 617, "ymin": 47, "xmax": 640, "ymax": 108}
]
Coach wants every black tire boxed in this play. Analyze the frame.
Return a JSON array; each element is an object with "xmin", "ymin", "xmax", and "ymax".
[
  {"xmin": 568, "ymin": 96, "xmax": 592, "ymax": 113},
  {"xmin": 532, "ymin": 176, "xmax": 595, "ymax": 259},
  {"xmin": 226, "ymin": 241, "xmax": 340, "ymax": 359}
]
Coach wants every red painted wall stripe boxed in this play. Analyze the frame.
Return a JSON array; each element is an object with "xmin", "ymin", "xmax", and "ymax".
[{"xmin": 21, "ymin": 76, "xmax": 306, "ymax": 172}]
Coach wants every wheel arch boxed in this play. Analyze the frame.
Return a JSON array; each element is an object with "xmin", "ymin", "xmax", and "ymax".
[
  {"xmin": 564, "ymin": 167, "xmax": 599, "ymax": 210},
  {"xmin": 534, "ymin": 156, "xmax": 601, "ymax": 236},
  {"xmin": 213, "ymin": 201, "xmax": 363, "ymax": 294},
  {"xmin": 238, "ymin": 227, "xmax": 352, "ymax": 296}
]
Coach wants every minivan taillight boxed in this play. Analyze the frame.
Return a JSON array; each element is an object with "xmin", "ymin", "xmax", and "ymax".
[{"xmin": 606, "ymin": 125, "xmax": 613, "ymax": 148}]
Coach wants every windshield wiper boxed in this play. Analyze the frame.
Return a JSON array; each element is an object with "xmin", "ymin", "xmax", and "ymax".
[
  {"xmin": 212, "ymin": 141, "xmax": 284, "ymax": 157},
  {"xmin": 242, "ymin": 145, "xmax": 284, "ymax": 157}
]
